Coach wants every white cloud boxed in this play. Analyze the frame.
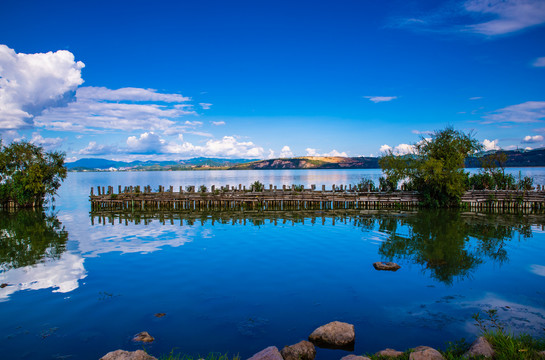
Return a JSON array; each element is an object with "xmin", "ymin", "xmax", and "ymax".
[
  {"xmin": 533, "ymin": 57, "xmax": 545, "ymax": 67},
  {"xmin": 279, "ymin": 145, "xmax": 293, "ymax": 158},
  {"xmin": 0, "ymin": 44, "xmax": 85, "ymax": 129},
  {"xmin": 199, "ymin": 102, "xmax": 212, "ymax": 110},
  {"xmin": 78, "ymin": 141, "xmax": 118, "ymax": 155},
  {"xmin": 380, "ymin": 144, "xmax": 392, "ymax": 153},
  {"xmin": 211, "ymin": 121, "xmax": 225, "ymax": 126},
  {"xmin": 483, "ymin": 139, "xmax": 500, "ymax": 151},
  {"xmin": 30, "ymin": 132, "xmax": 63, "ymax": 150},
  {"xmin": 165, "ymin": 136, "xmax": 264, "ymax": 158},
  {"xmin": 483, "ymin": 101, "xmax": 545, "ymax": 123},
  {"xmin": 126, "ymin": 132, "xmax": 165, "ymax": 154},
  {"xmin": 522, "ymin": 135, "xmax": 544, "ymax": 143},
  {"xmin": 380, "ymin": 143, "xmax": 414, "ymax": 155},
  {"xmin": 464, "ymin": 0, "xmax": 545, "ymax": 35},
  {"xmin": 364, "ymin": 96, "xmax": 397, "ymax": 103},
  {"xmin": 469, "ymin": 96, "xmax": 483, "ymax": 100},
  {"xmin": 184, "ymin": 120, "xmax": 203, "ymax": 126},
  {"xmin": 0, "ymin": 130, "xmax": 22, "ymax": 144},
  {"xmin": 76, "ymin": 86, "xmax": 189, "ymax": 102},
  {"xmin": 412, "ymin": 130, "xmax": 433, "ymax": 135},
  {"xmin": 305, "ymin": 148, "xmax": 348, "ymax": 157},
  {"xmin": 529, "ymin": 264, "xmax": 545, "ymax": 276},
  {"xmin": 267, "ymin": 149, "xmax": 276, "ymax": 159}
]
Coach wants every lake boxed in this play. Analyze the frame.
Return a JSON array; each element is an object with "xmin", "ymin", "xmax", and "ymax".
[{"xmin": 1, "ymin": 169, "xmax": 545, "ymax": 359}]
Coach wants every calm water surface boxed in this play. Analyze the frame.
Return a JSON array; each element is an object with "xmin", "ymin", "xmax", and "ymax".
[{"xmin": 1, "ymin": 169, "xmax": 545, "ymax": 359}]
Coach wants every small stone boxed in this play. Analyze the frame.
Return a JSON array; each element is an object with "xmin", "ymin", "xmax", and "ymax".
[
  {"xmin": 0, "ymin": 283, "xmax": 8, "ymax": 288},
  {"xmin": 281, "ymin": 340, "xmax": 316, "ymax": 360},
  {"xmin": 373, "ymin": 262, "xmax": 401, "ymax": 271},
  {"xmin": 340, "ymin": 355, "xmax": 371, "ymax": 360},
  {"xmin": 409, "ymin": 346, "xmax": 445, "ymax": 360},
  {"xmin": 133, "ymin": 331, "xmax": 154, "ymax": 343},
  {"xmin": 100, "ymin": 349, "xmax": 157, "ymax": 360},
  {"xmin": 247, "ymin": 346, "xmax": 283, "ymax": 360},
  {"xmin": 308, "ymin": 321, "xmax": 355, "ymax": 349},
  {"xmin": 375, "ymin": 348, "xmax": 404, "ymax": 358},
  {"xmin": 154, "ymin": 313, "xmax": 166, "ymax": 318},
  {"xmin": 463, "ymin": 337, "xmax": 494, "ymax": 358}
]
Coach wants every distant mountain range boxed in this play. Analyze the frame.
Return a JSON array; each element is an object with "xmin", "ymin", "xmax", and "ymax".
[{"xmin": 66, "ymin": 148, "xmax": 545, "ymax": 171}]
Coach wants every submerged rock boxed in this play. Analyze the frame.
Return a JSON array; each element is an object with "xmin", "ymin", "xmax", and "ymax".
[
  {"xmin": 375, "ymin": 348, "xmax": 404, "ymax": 358},
  {"xmin": 280, "ymin": 340, "xmax": 316, "ymax": 360},
  {"xmin": 247, "ymin": 346, "xmax": 283, "ymax": 360},
  {"xmin": 409, "ymin": 346, "xmax": 444, "ymax": 360},
  {"xmin": 154, "ymin": 313, "xmax": 166, "ymax": 318},
  {"xmin": 308, "ymin": 321, "xmax": 355, "ymax": 349},
  {"xmin": 463, "ymin": 337, "xmax": 494, "ymax": 358},
  {"xmin": 133, "ymin": 331, "xmax": 154, "ymax": 343},
  {"xmin": 340, "ymin": 355, "xmax": 371, "ymax": 360},
  {"xmin": 373, "ymin": 262, "xmax": 401, "ymax": 271},
  {"xmin": 100, "ymin": 349, "xmax": 157, "ymax": 360}
]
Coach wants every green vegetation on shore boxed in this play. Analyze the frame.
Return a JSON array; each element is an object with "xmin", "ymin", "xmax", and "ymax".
[{"xmin": 0, "ymin": 140, "xmax": 67, "ymax": 208}]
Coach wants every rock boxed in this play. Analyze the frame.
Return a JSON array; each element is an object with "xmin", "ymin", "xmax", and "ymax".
[
  {"xmin": 100, "ymin": 349, "xmax": 157, "ymax": 360},
  {"xmin": 463, "ymin": 337, "xmax": 494, "ymax": 358},
  {"xmin": 0, "ymin": 283, "xmax": 8, "ymax": 288},
  {"xmin": 308, "ymin": 321, "xmax": 355, "ymax": 349},
  {"xmin": 373, "ymin": 262, "xmax": 401, "ymax": 271},
  {"xmin": 133, "ymin": 331, "xmax": 154, "ymax": 343},
  {"xmin": 375, "ymin": 348, "xmax": 404, "ymax": 358},
  {"xmin": 280, "ymin": 340, "xmax": 316, "ymax": 360},
  {"xmin": 409, "ymin": 346, "xmax": 445, "ymax": 360},
  {"xmin": 154, "ymin": 313, "xmax": 166, "ymax": 318},
  {"xmin": 247, "ymin": 346, "xmax": 283, "ymax": 360},
  {"xmin": 538, "ymin": 350, "xmax": 545, "ymax": 358},
  {"xmin": 340, "ymin": 355, "xmax": 371, "ymax": 360}
]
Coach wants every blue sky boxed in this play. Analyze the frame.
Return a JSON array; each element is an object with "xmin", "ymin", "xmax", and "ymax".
[{"xmin": 1, "ymin": 0, "xmax": 545, "ymax": 161}]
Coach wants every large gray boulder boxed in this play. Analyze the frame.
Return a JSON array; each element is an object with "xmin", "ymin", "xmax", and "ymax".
[
  {"xmin": 100, "ymin": 350, "xmax": 157, "ymax": 360},
  {"xmin": 280, "ymin": 340, "xmax": 316, "ymax": 360},
  {"xmin": 308, "ymin": 321, "xmax": 355, "ymax": 349},
  {"xmin": 409, "ymin": 346, "xmax": 445, "ymax": 360},
  {"xmin": 247, "ymin": 346, "xmax": 283, "ymax": 360},
  {"xmin": 375, "ymin": 348, "xmax": 404, "ymax": 358},
  {"xmin": 340, "ymin": 355, "xmax": 371, "ymax": 360},
  {"xmin": 463, "ymin": 337, "xmax": 494, "ymax": 358},
  {"xmin": 373, "ymin": 262, "xmax": 401, "ymax": 271}
]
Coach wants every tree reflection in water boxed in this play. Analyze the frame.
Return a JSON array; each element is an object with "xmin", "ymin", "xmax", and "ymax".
[
  {"xmin": 377, "ymin": 210, "xmax": 534, "ymax": 284},
  {"xmin": 0, "ymin": 210, "xmax": 68, "ymax": 271}
]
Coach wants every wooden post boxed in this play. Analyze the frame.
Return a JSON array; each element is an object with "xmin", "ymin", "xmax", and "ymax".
[{"xmin": 322, "ymin": 185, "xmax": 326, "ymax": 192}]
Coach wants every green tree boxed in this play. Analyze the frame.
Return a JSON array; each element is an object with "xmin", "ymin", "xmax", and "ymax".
[
  {"xmin": 379, "ymin": 127, "xmax": 482, "ymax": 207},
  {"xmin": 0, "ymin": 140, "xmax": 67, "ymax": 208}
]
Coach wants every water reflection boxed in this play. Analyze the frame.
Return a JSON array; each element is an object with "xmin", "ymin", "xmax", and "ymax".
[
  {"xmin": 0, "ymin": 211, "xmax": 87, "ymax": 300},
  {"xmin": 91, "ymin": 209, "xmax": 544, "ymax": 285}
]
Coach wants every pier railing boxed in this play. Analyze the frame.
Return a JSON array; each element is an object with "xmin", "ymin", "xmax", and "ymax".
[{"xmin": 89, "ymin": 184, "xmax": 545, "ymax": 212}]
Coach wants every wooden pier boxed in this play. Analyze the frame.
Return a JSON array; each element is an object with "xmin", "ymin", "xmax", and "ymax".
[{"xmin": 89, "ymin": 184, "xmax": 545, "ymax": 212}]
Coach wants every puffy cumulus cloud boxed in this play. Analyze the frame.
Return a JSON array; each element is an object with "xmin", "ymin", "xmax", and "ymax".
[
  {"xmin": 267, "ymin": 149, "xmax": 276, "ymax": 159},
  {"xmin": 380, "ymin": 143, "xmax": 414, "ymax": 155},
  {"xmin": 483, "ymin": 101, "xmax": 545, "ymax": 124},
  {"xmin": 36, "ymin": 86, "xmax": 195, "ymax": 133},
  {"xmin": 0, "ymin": 130, "xmax": 22, "ymax": 144},
  {"xmin": 533, "ymin": 57, "xmax": 545, "ymax": 67},
  {"xmin": 199, "ymin": 103, "xmax": 212, "ymax": 110},
  {"xmin": 126, "ymin": 132, "xmax": 165, "ymax": 154},
  {"xmin": 78, "ymin": 141, "xmax": 118, "ymax": 155},
  {"xmin": 305, "ymin": 148, "xmax": 348, "ymax": 157},
  {"xmin": 464, "ymin": 0, "xmax": 545, "ymax": 35},
  {"xmin": 165, "ymin": 136, "xmax": 264, "ymax": 158},
  {"xmin": 211, "ymin": 121, "xmax": 225, "ymax": 126},
  {"xmin": 522, "ymin": 135, "xmax": 544, "ymax": 143},
  {"xmin": 0, "ymin": 45, "xmax": 85, "ymax": 129},
  {"xmin": 364, "ymin": 96, "xmax": 397, "ymax": 103},
  {"xmin": 30, "ymin": 132, "xmax": 63, "ymax": 150},
  {"xmin": 279, "ymin": 145, "xmax": 293, "ymax": 158},
  {"xmin": 483, "ymin": 139, "xmax": 500, "ymax": 151}
]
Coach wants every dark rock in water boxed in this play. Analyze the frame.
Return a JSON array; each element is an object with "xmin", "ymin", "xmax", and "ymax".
[
  {"xmin": 409, "ymin": 346, "xmax": 445, "ymax": 360},
  {"xmin": 154, "ymin": 313, "xmax": 166, "ymax": 318},
  {"xmin": 247, "ymin": 346, "xmax": 283, "ymax": 360},
  {"xmin": 375, "ymin": 348, "xmax": 404, "ymax": 358},
  {"xmin": 100, "ymin": 349, "xmax": 157, "ymax": 360},
  {"xmin": 0, "ymin": 283, "xmax": 8, "ymax": 288},
  {"xmin": 133, "ymin": 331, "xmax": 154, "ymax": 343},
  {"xmin": 373, "ymin": 262, "xmax": 401, "ymax": 271},
  {"xmin": 281, "ymin": 340, "xmax": 316, "ymax": 360},
  {"xmin": 340, "ymin": 355, "xmax": 371, "ymax": 360},
  {"xmin": 308, "ymin": 321, "xmax": 355, "ymax": 349},
  {"xmin": 463, "ymin": 337, "xmax": 494, "ymax": 358}
]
